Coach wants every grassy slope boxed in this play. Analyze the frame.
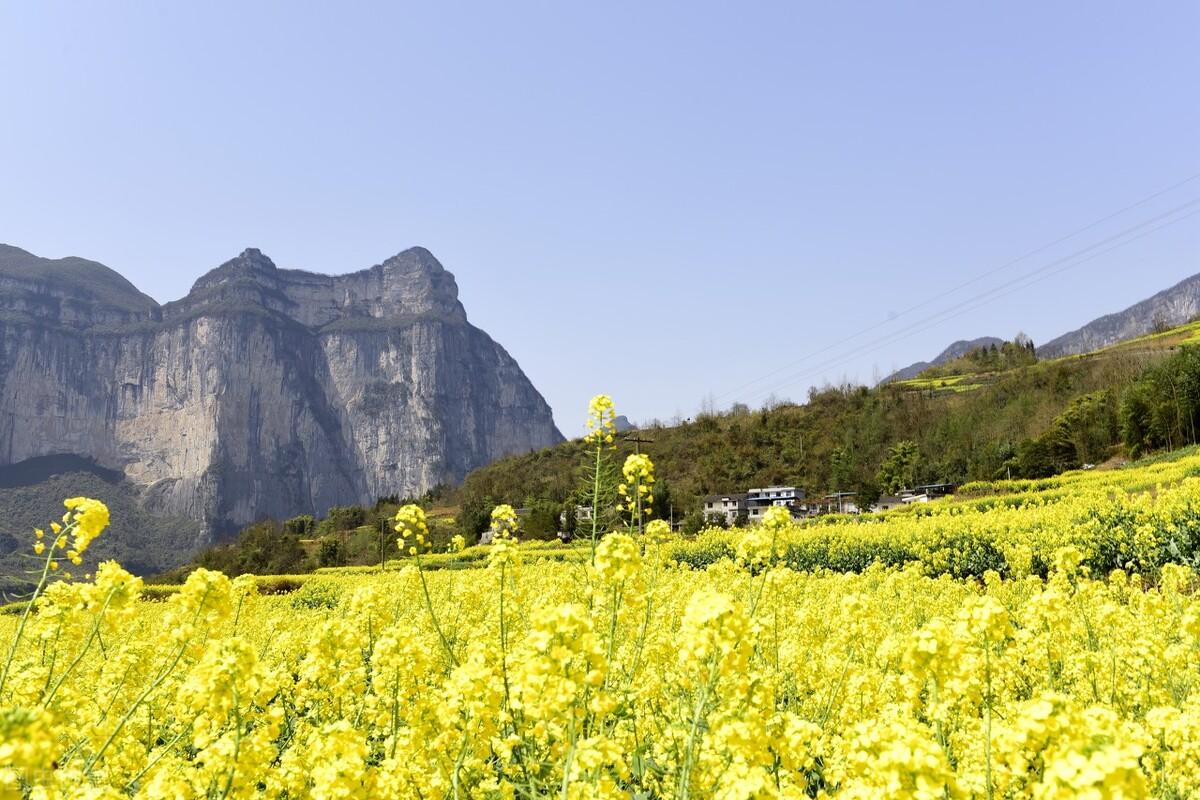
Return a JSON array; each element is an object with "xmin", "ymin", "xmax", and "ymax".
[
  {"xmin": 894, "ymin": 323, "xmax": 1200, "ymax": 395},
  {"xmin": 251, "ymin": 445, "xmax": 1200, "ymax": 588}
]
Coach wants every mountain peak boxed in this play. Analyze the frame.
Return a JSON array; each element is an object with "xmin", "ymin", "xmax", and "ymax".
[
  {"xmin": 371, "ymin": 246, "xmax": 462, "ymax": 314},
  {"xmin": 384, "ymin": 245, "xmax": 439, "ymax": 265},
  {"xmin": 0, "ymin": 243, "xmax": 158, "ymax": 322},
  {"xmin": 376, "ymin": 247, "xmax": 452, "ymax": 284},
  {"xmin": 189, "ymin": 249, "xmax": 279, "ymax": 293},
  {"xmin": 176, "ymin": 247, "xmax": 465, "ymax": 326},
  {"xmin": 237, "ymin": 247, "xmax": 272, "ymax": 263}
]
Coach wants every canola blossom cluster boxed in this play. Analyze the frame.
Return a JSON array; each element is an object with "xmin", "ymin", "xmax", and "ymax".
[
  {"xmin": 618, "ymin": 454, "xmax": 655, "ymax": 519},
  {"xmin": 489, "ymin": 504, "xmax": 519, "ymax": 540},
  {"xmin": 27, "ymin": 496, "xmax": 109, "ymax": 573},
  {"xmin": 584, "ymin": 395, "xmax": 618, "ymax": 447},
  {"xmin": 3, "ymin": 452, "xmax": 1200, "ymax": 797},
  {"xmin": 487, "ymin": 504, "xmax": 522, "ymax": 570},
  {"xmin": 394, "ymin": 504, "xmax": 430, "ymax": 556}
]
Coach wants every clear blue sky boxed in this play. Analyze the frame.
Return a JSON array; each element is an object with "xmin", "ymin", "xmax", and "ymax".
[{"xmin": 3, "ymin": 2, "xmax": 1197, "ymax": 432}]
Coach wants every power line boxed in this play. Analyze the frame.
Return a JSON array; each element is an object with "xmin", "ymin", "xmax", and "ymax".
[
  {"xmin": 714, "ymin": 172, "xmax": 1200, "ymax": 402},
  {"xmin": 738, "ymin": 202, "xmax": 1200, "ymax": 406},
  {"xmin": 736, "ymin": 197, "xmax": 1200, "ymax": 405},
  {"xmin": 741, "ymin": 204, "xmax": 1200, "ymax": 405}
]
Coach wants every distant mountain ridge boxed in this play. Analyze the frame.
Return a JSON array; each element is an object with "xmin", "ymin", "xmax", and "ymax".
[
  {"xmin": 883, "ymin": 270, "xmax": 1200, "ymax": 383},
  {"xmin": 1038, "ymin": 272, "xmax": 1200, "ymax": 358},
  {"xmin": 882, "ymin": 336, "xmax": 1004, "ymax": 383}
]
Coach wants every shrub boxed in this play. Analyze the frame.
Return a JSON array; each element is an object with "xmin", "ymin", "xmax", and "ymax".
[{"xmin": 290, "ymin": 579, "xmax": 342, "ymax": 610}]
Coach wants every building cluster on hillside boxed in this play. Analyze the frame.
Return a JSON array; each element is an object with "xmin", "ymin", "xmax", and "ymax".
[
  {"xmin": 702, "ymin": 486, "xmax": 802, "ymax": 526},
  {"xmin": 702, "ymin": 483, "xmax": 956, "ymax": 524},
  {"xmin": 552, "ymin": 483, "xmax": 957, "ymax": 537}
]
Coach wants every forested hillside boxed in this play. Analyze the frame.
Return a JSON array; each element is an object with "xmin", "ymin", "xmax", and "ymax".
[
  {"xmin": 453, "ymin": 337, "xmax": 1171, "ymax": 526},
  {"xmin": 0, "ymin": 457, "xmax": 201, "ymax": 596}
]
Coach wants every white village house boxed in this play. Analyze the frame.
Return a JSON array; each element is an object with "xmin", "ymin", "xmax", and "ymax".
[
  {"xmin": 746, "ymin": 486, "xmax": 806, "ymax": 522},
  {"xmin": 702, "ymin": 492, "xmax": 748, "ymax": 525},
  {"xmin": 704, "ymin": 486, "xmax": 806, "ymax": 524},
  {"xmin": 871, "ymin": 482, "xmax": 956, "ymax": 512}
]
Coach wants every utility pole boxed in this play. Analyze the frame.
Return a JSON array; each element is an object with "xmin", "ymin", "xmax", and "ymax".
[
  {"xmin": 623, "ymin": 432, "xmax": 655, "ymax": 454},
  {"xmin": 380, "ymin": 516, "xmax": 387, "ymax": 571}
]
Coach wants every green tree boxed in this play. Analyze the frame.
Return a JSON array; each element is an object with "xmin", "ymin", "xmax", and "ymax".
[
  {"xmin": 855, "ymin": 478, "xmax": 882, "ymax": 510},
  {"xmin": 1014, "ymin": 437, "xmax": 1067, "ymax": 478},
  {"xmin": 652, "ymin": 478, "xmax": 676, "ymax": 523},
  {"xmin": 283, "ymin": 515, "xmax": 314, "ymax": 537},
  {"xmin": 522, "ymin": 500, "xmax": 561, "ymax": 540},
  {"xmin": 457, "ymin": 496, "xmax": 493, "ymax": 541},
  {"xmin": 1120, "ymin": 346, "xmax": 1200, "ymax": 456},
  {"xmin": 877, "ymin": 440, "xmax": 920, "ymax": 493},
  {"xmin": 318, "ymin": 536, "xmax": 344, "ymax": 568},
  {"xmin": 704, "ymin": 512, "xmax": 729, "ymax": 529},
  {"xmin": 681, "ymin": 510, "xmax": 706, "ymax": 536},
  {"xmin": 830, "ymin": 446, "xmax": 854, "ymax": 492},
  {"xmin": 1054, "ymin": 391, "xmax": 1118, "ymax": 464},
  {"xmin": 315, "ymin": 506, "xmax": 366, "ymax": 537},
  {"xmin": 1120, "ymin": 382, "xmax": 1155, "ymax": 458}
]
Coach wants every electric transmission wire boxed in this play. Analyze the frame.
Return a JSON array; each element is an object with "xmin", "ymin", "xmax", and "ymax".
[
  {"xmin": 737, "ymin": 203, "xmax": 1200, "ymax": 406},
  {"xmin": 714, "ymin": 172, "xmax": 1200, "ymax": 403}
]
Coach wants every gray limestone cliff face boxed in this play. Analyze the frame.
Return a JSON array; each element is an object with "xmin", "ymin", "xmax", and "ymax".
[
  {"xmin": 0, "ymin": 244, "xmax": 562, "ymax": 541},
  {"xmin": 1038, "ymin": 273, "xmax": 1200, "ymax": 358}
]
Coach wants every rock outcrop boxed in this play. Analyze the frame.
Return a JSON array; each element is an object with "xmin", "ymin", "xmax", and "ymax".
[
  {"xmin": 1038, "ymin": 273, "xmax": 1200, "ymax": 358},
  {"xmin": 0, "ymin": 244, "xmax": 562, "ymax": 540}
]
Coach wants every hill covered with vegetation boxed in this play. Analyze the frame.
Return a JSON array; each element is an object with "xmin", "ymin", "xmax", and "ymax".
[
  {"xmin": 453, "ymin": 329, "xmax": 1200, "ymax": 531},
  {"xmin": 0, "ymin": 456, "xmax": 201, "ymax": 597}
]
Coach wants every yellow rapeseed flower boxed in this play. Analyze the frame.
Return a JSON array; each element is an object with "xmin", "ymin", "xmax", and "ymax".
[
  {"xmin": 584, "ymin": 394, "xmax": 618, "ymax": 447},
  {"xmin": 63, "ymin": 497, "xmax": 109, "ymax": 553}
]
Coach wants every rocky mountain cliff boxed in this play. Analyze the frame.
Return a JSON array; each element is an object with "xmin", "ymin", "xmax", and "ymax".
[
  {"xmin": 1038, "ymin": 272, "xmax": 1200, "ymax": 358},
  {"xmin": 0, "ymin": 244, "xmax": 562, "ymax": 542}
]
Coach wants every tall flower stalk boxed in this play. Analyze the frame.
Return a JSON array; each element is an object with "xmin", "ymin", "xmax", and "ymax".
[
  {"xmin": 395, "ymin": 504, "xmax": 459, "ymax": 667},
  {"xmin": 582, "ymin": 395, "xmax": 618, "ymax": 561}
]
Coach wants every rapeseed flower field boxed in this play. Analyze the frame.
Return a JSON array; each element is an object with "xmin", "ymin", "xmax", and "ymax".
[{"xmin": 3, "ymin": 430, "xmax": 1200, "ymax": 796}]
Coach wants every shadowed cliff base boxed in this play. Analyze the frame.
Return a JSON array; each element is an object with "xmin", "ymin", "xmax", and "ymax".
[{"xmin": 0, "ymin": 454, "xmax": 124, "ymax": 489}]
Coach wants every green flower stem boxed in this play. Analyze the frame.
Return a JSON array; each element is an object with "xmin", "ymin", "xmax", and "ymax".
[
  {"xmin": 591, "ymin": 443, "xmax": 602, "ymax": 562},
  {"xmin": 0, "ymin": 524, "xmax": 73, "ymax": 698},
  {"xmin": 415, "ymin": 552, "xmax": 459, "ymax": 667}
]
